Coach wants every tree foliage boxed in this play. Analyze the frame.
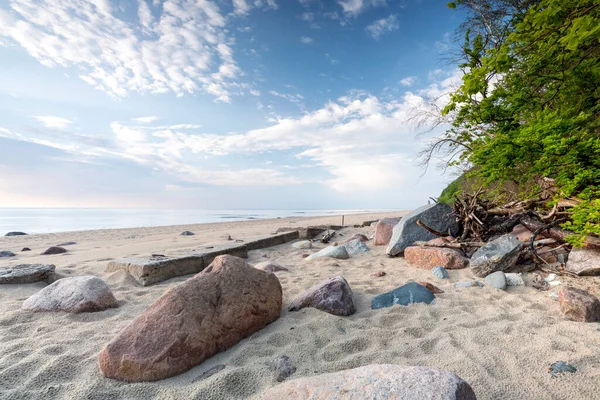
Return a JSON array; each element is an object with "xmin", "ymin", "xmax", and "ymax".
[{"xmin": 440, "ymin": 0, "xmax": 600, "ymax": 244}]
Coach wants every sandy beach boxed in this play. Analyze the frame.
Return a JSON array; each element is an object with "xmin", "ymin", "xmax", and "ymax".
[{"xmin": 1, "ymin": 211, "xmax": 600, "ymax": 399}]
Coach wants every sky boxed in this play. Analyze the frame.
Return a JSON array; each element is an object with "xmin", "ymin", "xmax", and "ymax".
[{"xmin": 0, "ymin": 0, "xmax": 463, "ymax": 210}]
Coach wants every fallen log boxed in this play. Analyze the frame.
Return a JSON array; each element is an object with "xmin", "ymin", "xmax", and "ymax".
[
  {"xmin": 521, "ymin": 216, "xmax": 600, "ymax": 250},
  {"xmin": 321, "ymin": 230, "xmax": 335, "ymax": 244}
]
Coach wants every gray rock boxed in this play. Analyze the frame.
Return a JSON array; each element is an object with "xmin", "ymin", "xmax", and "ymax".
[
  {"xmin": 21, "ymin": 247, "xmax": 31, "ymax": 252},
  {"xmin": 254, "ymin": 261, "xmax": 289, "ymax": 273},
  {"xmin": 372, "ymin": 282, "xmax": 435, "ymax": 309},
  {"xmin": 5, "ymin": 231, "xmax": 27, "ymax": 236},
  {"xmin": 306, "ymin": 245, "xmax": 349, "ymax": 260},
  {"xmin": 23, "ymin": 276, "xmax": 118, "ymax": 313},
  {"xmin": 505, "ymin": 273, "xmax": 525, "ymax": 286},
  {"xmin": 386, "ymin": 204, "xmax": 459, "ymax": 256},
  {"xmin": 432, "ymin": 266, "xmax": 449, "ymax": 279},
  {"xmin": 455, "ymin": 281, "xmax": 484, "ymax": 289},
  {"xmin": 258, "ymin": 364, "xmax": 477, "ymax": 399},
  {"xmin": 289, "ymin": 276, "xmax": 356, "ymax": 316},
  {"xmin": 342, "ymin": 239, "xmax": 369, "ymax": 256},
  {"xmin": 470, "ymin": 234, "xmax": 522, "ymax": 277},
  {"xmin": 0, "ymin": 264, "xmax": 56, "ymax": 284},
  {"xmin": 180, "ymin": 231, "xmax": 195, "ymax": 236},
  {"xmin": 549, "ymin": 361, "xmax": 577, "ymax": 376},
  {"xmin": 566, "ymin": 248, "xmax": 600, "ymax": 276},
  {"xmin": 270, "ymin": 355, "xmax": 296, "ymax": 382},
  {"xmin": 0, "ymin": 250, "xmax": 16, "ymax": 258},
  {"xmin": 41, "ymin": 246, "xmax": 67, "ymax": 255},
  {"xmin": 292, "ymin": 240, "xmax": 312, "ymax": 249},
  {"xmin": 57, "ymin": 241, "xmax": 77, "ymax": 246},
  {"xmin": 484, "ymin": 271, "xmax": 507, "ymax": 290}
]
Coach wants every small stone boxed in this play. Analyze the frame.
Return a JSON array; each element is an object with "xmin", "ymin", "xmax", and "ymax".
[
  {"xmin": 369, "ymin": 271, "xmax": 386, "ymax": 277},
  {"xmin": 545, "ymin": 273, "xmax": 557, "ymax": 282},
  {"xmin": 342, "ymin": 239, "xmax": 369, "ymax": 256},
  {"xmin": 292, "ymin": 240, "xmax": 312, "ymax": 250},
  {"xmin": 559, "ymin": 286, "xmax": 600, "ymax": 322},
  {"xmin": 332, "ymin": 242, "xmax": 339, "ymax": 247},
  {"xmin": 505, "ymin": 273, "xmax": 525, "ymax": 286},
  {"xmin": 57, "ymin": 241, "xmax": 77, "ymax": 246},
  {"xmin": 180, "ymin": 231, "xmax": 195, "ymax": 236},
  {"xmin": 254, "ymin": 261, "xmax": 289, "ymax": 273},
  {"xmin": 270, "ymin": 355, "xmax": 296, "ymax": 382},
  {"xmin": 0, "ymin": 251, "xmax": 16, "ymax": 258},
  {"xmin": 470, "ymin": 234, "xmax": 522, "ymax": 277},
  {"xmin": 289, "ymin": 276, "xmax": 355, "ymax": 316},
  {"xmin": 301, "ymin": 254, "xmax": 310, "ymax": 258},
  {"xmin": 484, "ymin": 271, "xmax": 507, "ymax": 290},
  {"xmin": 21, "ymin": 247, "xmax": 31, "ymax": 252},
  {"xmin": 305, "ymin": 245, "xmax": 349, "ymax": 260},
  {"xmin": 548, "ymin": 361, "xmax": 577, "ymax": 376},
  {"xmin": 191, "ymin": 364, "xmax": 226, "ymax": 383},
  {"xmin": 41, "ymin": 246, "xmax": 67, "ymax": 255},
  {"xmin": 5, "ymin": 231, "xmax": 28, "ymax": 236},
  {"xmin": 419, "ymin": 282, "xmax": 444, "ymax": 294},
  {"xmin": 372, "ymin": 282, "xmax": 435, "ymax": 309},
  {"xmin": 455, "ymin": 281, "xmax": 484, "ymax": 289},
  {"xmin": 431, "ymin": 266, "xmax": 449, "ymax": 279},
  {"xmin": 532, "ymin": 274, "xmax": 550, "ymax": 291}
]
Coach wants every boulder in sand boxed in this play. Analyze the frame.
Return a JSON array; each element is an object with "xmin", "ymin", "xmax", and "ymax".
[
  {"xmin": 180, "ymin": 231, "xmax": 195, "ymax": 236},
  {"xmin": 306, "ymin": 245, "xmax": 349, "ymax": 260},
  {"xmin": 23, "ymin": 276, "xmax": 118, "ymax": 313},
  {"xmin": 404, "ymin": 246, "xmax": 468, "ymax": 270},
  {"xmin": 289, "ymin": 276, "xmax": 355, "ymax": 316},
  {"xmin": 342, "ymin": 239, "xmax": 369, "ymax": 256},
  {"xmin": 470, "ymin": 234, "xmax": 522, "ymax": 277},
  {"xmin": 565, "ymin": 248, "xmax": 600, "ymax": 276},
  {"xmin": 559, "ymin": 286, "xmax": 600, "ymax": 322},
  {"xmin": 98, "ymin": 255, "xmax": 282, "ymax": 382},
  {"xmin": 0, "ymin": 264, "xmax": 56, "ymax": 284},
  {"xmin": 291, "ymin": 240, "xmax": 312, "ymax": 249},
  {"xmin": 41, "ymin": 246, "xmax": 67, "ymax": 255},
  {"xmin": 5, "ymin": 231, "xmax": 27, "ymax": 236},
  {"xmin": 387, "ymin": 204, "xmax": 459, "ymax": 256},
  {"xmin": 374, "ymin": 217, "xmax": 401, "ymax": 246},
  {"xmin": 372, "ymin": 282, "xmax": 435, "ymax": 309},
  {"xmin": 0, "ymin": 250, "xmax": 15, "ymax": 258},
  {"xmin": 254, "ymin": 261, "xmax": 289, "ymax": 273},
  {"xmin": 258, "ymin": 364, "xmax": 477, "ymax": 400}
]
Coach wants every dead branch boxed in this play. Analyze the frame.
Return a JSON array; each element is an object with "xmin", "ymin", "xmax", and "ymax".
[{"xmin": 416, "ymin": 219, "xmax": 449, "ymax": 238}]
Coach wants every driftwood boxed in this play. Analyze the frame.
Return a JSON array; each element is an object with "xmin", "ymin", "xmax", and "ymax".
[
  {"xmin": 521, "ymin": 216, "xmax": 600, "ymax": 250},
  {"xmin": 413, "ymin": 238, "xmax": 555, "ymax": 249},
  {"xmin": 416, "ymin": 219, "xmax": 449, "ymax": 238},
  {"xmin": 321, "ymin": 230, "xmax": 335, "ymax": 244}
]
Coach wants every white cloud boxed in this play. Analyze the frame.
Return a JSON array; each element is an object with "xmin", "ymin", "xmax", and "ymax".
[
  {"xmin": 233, "ymin": 0, "xmax": 251, "ymax": 15},
  {"xmin": 250, "ymin": 89, "xmax": 261, "ymax": 96},
  {"xmin": 300, "ymin": 36, "xmax": 313, "ymax": 44},
  {"xmin": 338, "ymin": 0, "xmax": 386, "ymax": 15},
  {"xmin": 132, "ymin": 116, "xmax": 159, "ymax": 124},
  {"xmin": 34, "ymin": 116, "xmax": 73, "ymax": 129},
  {"xmin": 0, "ymin": 0, "xmax": 246, "ymax": 102},
  {"xmin": 366, "ymin": 14, "xmax": 399, "ymax": 39},
  {"xmin": 269, "ymin": 90, "xmax": 305, "ymax": 108},
  {"xmin": 399, "ymin": 76, "xmax": 418, "ymax": 87}
]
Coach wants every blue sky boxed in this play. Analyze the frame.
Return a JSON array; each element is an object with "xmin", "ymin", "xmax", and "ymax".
[{"xmin": 0, "ymin": 0, "xmax": 463, "ymax": 209}]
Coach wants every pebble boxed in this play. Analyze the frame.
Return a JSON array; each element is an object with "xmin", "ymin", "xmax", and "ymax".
[
  {"xmin": 545, "ymin": 273, "xmax": 557, "ymax": 282},
  {"xmin": 484, "ymin": 271, "xmax": 507, "ymax": 290},
  {"xmin": 270, "ymin": 355, "xmax": 296, "ymax": 382},
  {"xmin": 432, "ymin": 266, "xmax": 449, "ymax": 279},
  {"xmin": 548, "ymin": 361, "xmax": 576, "ymax": 376},
  {"xmin": 505, "ymin": 273, "xmax": 525, "ymax": 286},
  {"xmin": 21, "ymin": 247, "xmax": 31, "ymax": 252},
  {"xmin": 369, "ymin": 271, "xmax": 386, "ymax": 277},
  {"xmin": 455, "ymin": 281, "xmax": 484, "ymax": 289}
]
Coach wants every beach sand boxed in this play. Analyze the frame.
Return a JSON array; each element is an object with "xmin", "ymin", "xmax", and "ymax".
[{"xmin": 1, "ymin": 211, "xmax": 600, "ymax": 399}]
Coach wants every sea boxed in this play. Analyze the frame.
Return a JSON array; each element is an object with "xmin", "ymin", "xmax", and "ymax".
[{"xmin": 0, "ymin": 208, "xmax": 391, "ymax": 234}]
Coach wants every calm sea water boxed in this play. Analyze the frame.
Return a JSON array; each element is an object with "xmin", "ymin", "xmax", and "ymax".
[{"xmin": 0, "ymin": 208, "xmax": 387, "ymax": 234}]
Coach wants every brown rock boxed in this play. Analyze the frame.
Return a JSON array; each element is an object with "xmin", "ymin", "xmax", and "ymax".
[
  {"xmin": 511, "ymin": 224, "xmax": 533, "ymax": 243},
  {"xmin": 41, "ymin": 246, "xmax": 67, "ymax": 255},
  {"xmin": 369, "ymin": 271, "xmax": 386, "ymax": 277},
  {"xmin": 254, "ymin": 261, "xmax": 289, "ymax": 273},
  {"xmin": 98, "ymin": 255, "xmax": 282, "ymax": 382},
  {"xmin": 374, "ymin": 217, "xmax": 400, "ymax": 246},
  {"xmin": 559, "ymin": 286, "xmax": 600, "ymax": 322},
  {"xmin": 566, "ymin": 248, "xmax": 600, "ymax": 276},
  {"xmin": 418, "ymin": 282, "xmax": 444, "ymax": 294},
  {"xmin": 404, "ymin": 246, "xmax": 469, "ymax": 270},
  {"xmin": 537, "ymin": 246, "xmax": 569, "ymax": 264},
  {"xmin": 289, "ymin": 276, "xmax": 355, "ymax": 316}
]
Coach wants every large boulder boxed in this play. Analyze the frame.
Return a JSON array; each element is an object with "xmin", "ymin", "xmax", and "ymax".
[
  {"xmin": 306, "ymin": 246, "xmax": 349, "ymax": 260},
  {"xmin": 23, "ymin": 276, "xmax": 118, "ymax": 313},
  {"xmin": 404, "ymin": 246, "xmax": 469, "ymax": 270},
  {"xmin": 372, "ymin": 282, "xmax": 435, "ymax": 309},
  {"xmin": 470, "ymin": 234, "xmax": 522, "ymax": 277},
  {"xmin": 98, "ymin": 255, "xmax": 282, "ymax": 382},
  {"xmin": 386, "ymin": 204, "xmax": 459, "ymax": 256},
  {"xmin": 258, "ymin": 364, "xmax": 477, "ymax": 400},
  {"xmin": 342, "ymin": 239, "xmax": 369, "ymax": 256},
  {"xmin": 559, "ymin": 286, "xmax": 600, "ymax": 322},
  {"xmin": 0, "ymin": 264, "xmax": 56, "ymax": 284},
  {"xmin": 374, "ymin": 217, "xmax": 401, "ymax": 246},
  {"xmin": 566, "ymin": 248, "xmax": 600, "ymax": 276},
  {"xmin": 289, "ymin": 276, "xmax": 355, "ymax": 316}
]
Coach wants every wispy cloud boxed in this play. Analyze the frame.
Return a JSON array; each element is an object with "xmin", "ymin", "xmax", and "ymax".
[
  {"xmin": 399, "ymin": 76, "xmax": 418, "ymax": 87},
  {"xmin": 366, "ymin": 14, "xmax": 399, "ymax": 39},
  {"xmin": 34, "ymin": 116, "xmax": 73, "ymax": 129},
  {"xmin": 300, "ymin": 36, "xmax": 314, "ymax": 44},
  {"xmin": 132, "ymin": 116, "xmax": 159, "ymax": 124},
  {"xmin": 338, "ymin": 0, "xmax": 386, "ymax": 15}
]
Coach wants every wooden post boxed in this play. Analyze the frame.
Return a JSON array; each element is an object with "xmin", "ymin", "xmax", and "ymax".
[{"xmin": 342, "ymin": 215, "xmax": 345, "ymax": 226}]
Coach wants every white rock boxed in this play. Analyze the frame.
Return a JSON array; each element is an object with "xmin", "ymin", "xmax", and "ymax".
[
  {"xmin": 505, "ymin": 273, "xmax": 525, "ymax": 286},
  {"xmin": 545, "ymin": 273, "xmax": 557, "ymax": 282},
  {"xmin": 549, "ymin": 281, "xmax": 561, "ymax": 286},
  {"xmin": 292, "ymin": 240, "xmax": 312, "ymax": 250}
]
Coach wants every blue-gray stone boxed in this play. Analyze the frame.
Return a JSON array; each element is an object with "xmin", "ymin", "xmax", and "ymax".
[
  {"xmin": 386, "ymin": 203, "xmax": 460, "ymax": 256},
  {"xmin": 180, "ymin": 231, "xmax": 195, "ymax": 236},
  {"xmin": 0, "ymin": 251, "xmax": 16, "ymax": 258},
  {"xmin": 470, "ymin": 234, "xmax": 523, "ymax": 277},
  {"xmin": 306, "ymin": 245, "xmax": 349, "ymax": 260},
  {"xmin": 371, "ymin": 282, "xmax": 435, "ymax": 309},
  {"xmin": 549, "ymin": 361, "xmax": 576, "ymax": 376},
  {"xmin": 5, "ymin": 232, "xmax": 27, "ymax": 236},
  {"xmin": 484, "ymin": 271, "xmax": 507, "ymax": 290},
  {"xmin": 432, "ymin": 266, "xmax": 449, "ymax": 279},
  {"xmin": 455, "ymin": 281, "xmax": 484, "ymax": 289},
  {"xmin": 342, "ymin": 239, "xmax": 369, "ymax": 256}
]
